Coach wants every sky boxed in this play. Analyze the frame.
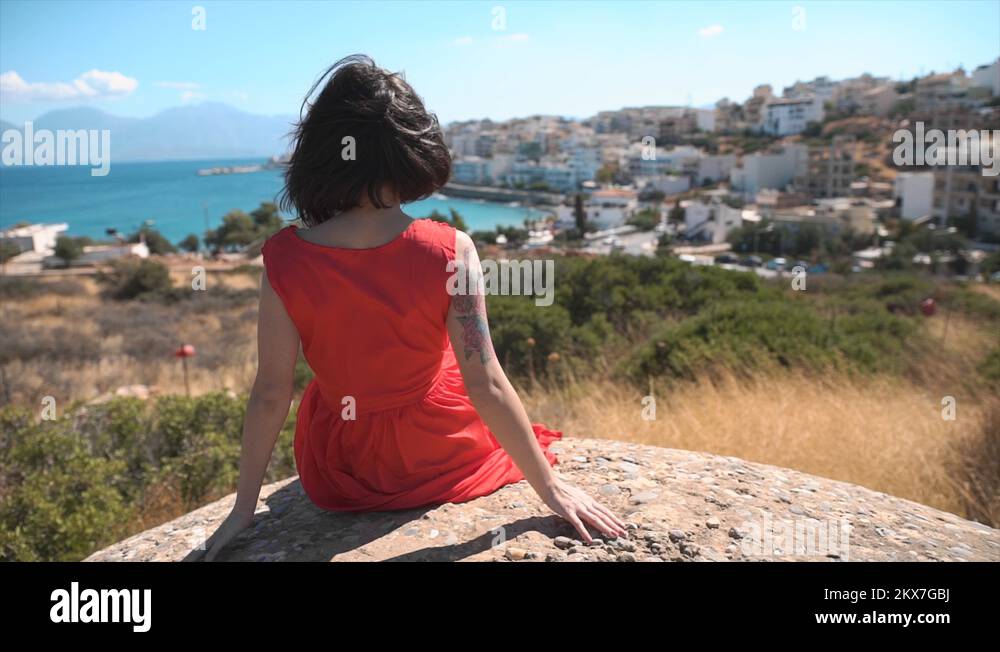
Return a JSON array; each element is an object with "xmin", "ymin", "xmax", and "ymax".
[{"xmin": 1, "ymin": 0, "xmax": 998, "ymax": 125}]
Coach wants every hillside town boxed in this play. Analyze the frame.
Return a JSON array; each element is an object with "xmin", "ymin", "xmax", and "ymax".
[
  {"xmin": 443, "ymin": 57, "xmax": 1000, "ymax": 277},
  {"xmin": 3, "ymin": 58, "xmax": 1000, "ymax": 280}
]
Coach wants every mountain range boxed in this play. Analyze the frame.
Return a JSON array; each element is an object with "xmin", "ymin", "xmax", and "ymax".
[{"xmin": 0, "ymin": 103, "xmax": 296, "ymax": 162}]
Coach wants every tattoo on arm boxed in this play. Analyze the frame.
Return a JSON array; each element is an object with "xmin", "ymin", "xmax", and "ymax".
[{"xmin": 453, "ymin": 248, "xmax": 494, "ymax": 365}]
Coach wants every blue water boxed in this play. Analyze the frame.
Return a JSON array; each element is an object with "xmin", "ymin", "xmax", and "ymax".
[{"xmin": 0, "ymin": 158, "xmax": 541, "ymax": 242}]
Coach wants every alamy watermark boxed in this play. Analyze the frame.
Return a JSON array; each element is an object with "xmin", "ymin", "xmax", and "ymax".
[
  {"xmin": 737, "ymin": 511, "xmax": 851, "ymax": 560},
  {"xmin": 1, "ymin": 121, "xmax": 111, "ymax": 176},
  {"xmin": 447, "ymin": 257, "xmax": 555, "ymax": 306},
  {"xmin": 892, "ymin": 122, "xmax": 999, "ymax": 176}
]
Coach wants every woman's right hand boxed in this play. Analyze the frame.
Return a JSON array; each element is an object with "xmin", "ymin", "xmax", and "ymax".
[
  {"xmin": 183, "ymin": 509, "xmax": 254, "ymax": 562},
  {"xmin": 539, "ymin": 477, "xmax": 628, "ymax": 543}
]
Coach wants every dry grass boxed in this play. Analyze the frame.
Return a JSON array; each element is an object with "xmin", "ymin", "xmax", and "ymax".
[
  {"xmin": 4, "ymin": 269, "xmax": 997, "ymax": 526},
  {"xmin": 523, "ymin": 369, "xmax": 997, "ymax": 524},
  {"xmin": 0, "ymin": 272, "xmax": 260, "ymax": 404}
]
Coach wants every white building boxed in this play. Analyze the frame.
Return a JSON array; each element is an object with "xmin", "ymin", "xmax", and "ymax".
[
  {"xmin": 42, "ymin": 240, "xmax": 150, "ymax": 268},
  {"xmin": 1, "ymin": 222, "xmax": 68, "ymax": 255},
  {"xmin": 636, "ymin": 174, "xmax": 691, "ymax": 196},
  {"xmin": 784, "ymin": 76, "xmax": 837, "ymax": 106},
  {"xmin": 761, "ymin": 96, "xmax": 824, "ymax": 136},
  {"xmin": 681, "ymin": 197, "xmax": 744, "ymax": 244},
  {"xmin": 696, "ymin": 154, "xmax": 737, "ymax": 184},
  {"xmin": 858, "ymin": 85, "xmax": 898, "ymax": 117},
  {"xmin": 972, "ymin": 57, "xmax": 1000, "ymax": 96},
  {"xmin": 730, "ymin": 144, "xmax": 808, "ymax": 199},
  {"xmin": 693, "ymin": 108, "xmax": 716, "ymax": 132},
  {"xmin": 894, "ymin": 172, "xmax": 935, "ymax": 220},
  {"xmin": 554, "ymin": 188, "xmax": 639, "ymax": 230}
]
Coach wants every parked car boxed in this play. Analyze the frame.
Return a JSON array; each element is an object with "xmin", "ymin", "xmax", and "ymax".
[
  {"xmin": 766, "ymin": 257, "xmax": 787, "ymax": 271},
  {"xmin": 714, "ymin": 253, "xmax": 739, "ymax": 265},
  {"xmin": 739, "ymin": 255, "xmax": 763, "ymax": 268}
]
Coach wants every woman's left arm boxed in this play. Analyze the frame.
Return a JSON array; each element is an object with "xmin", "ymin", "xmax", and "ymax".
[{"xmin": 186, "ymin": 270, "xmax": 300, "ymax": 561}]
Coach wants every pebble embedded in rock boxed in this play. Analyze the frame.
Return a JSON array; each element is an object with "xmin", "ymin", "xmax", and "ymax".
[
  {"xmin": 669, "ymin": 529, "xmax": 687, "ymax": 542},
  {"xmin": 553, "ymin": 536, "xmax": 573, "ymax": 550},
  {"xmin": 617, "ymin": 552, "xmax": 637, "ymax": 562},
  {"xmin": 505, "ymin": 547, "xmax": 529, "ymax": 561},
  {"xmin": 706, "ymin": 517, "xmax": 721, "ymax": 529}
]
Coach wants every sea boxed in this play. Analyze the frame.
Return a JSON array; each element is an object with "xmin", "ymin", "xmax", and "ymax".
[{"xmin": 0, "ymin": 158, "xmax": 544, "ymax": 242}]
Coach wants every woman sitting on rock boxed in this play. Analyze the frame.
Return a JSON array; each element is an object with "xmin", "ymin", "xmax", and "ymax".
[{"xmin": 193, "ymin": 55, "xmax": 625, "ymax": 560}]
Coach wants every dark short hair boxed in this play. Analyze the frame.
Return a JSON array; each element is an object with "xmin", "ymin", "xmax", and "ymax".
[{"xmin": 279, "ymin": 54, "xmax": 451, "ymax": 226}]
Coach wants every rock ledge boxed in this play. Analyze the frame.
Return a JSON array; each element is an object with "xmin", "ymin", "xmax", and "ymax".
[{"xmin": 86, "ymin": 438, "xmax": 1000, "ymax": 562}]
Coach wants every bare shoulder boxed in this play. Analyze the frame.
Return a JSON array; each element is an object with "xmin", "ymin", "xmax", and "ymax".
[{"xmin": 453, "ymin": 228, "xmax": 475, "ymax": 255}]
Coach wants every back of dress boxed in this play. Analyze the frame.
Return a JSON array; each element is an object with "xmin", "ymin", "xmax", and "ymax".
[
  {"xmin": 260, "ymin": 216, "xmax": 560, "ymax": 512},
  {"xmin": 262, "ymin": 217, "xmax": 456, "ymax": 413}
]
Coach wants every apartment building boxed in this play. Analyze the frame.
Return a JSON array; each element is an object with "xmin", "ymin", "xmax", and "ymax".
[
  {"xmin": 915, "ymin": 70, "xmax": 974, "ymax": 113},
  {"xmin": 972, "ymin": 57, "xmax": 1000, "ymax": 96},
  {"xmin": 0, "ymin": 222, "xmax": 68, "ymax": 255},
  {"xmin": 658, "ymin": 110, "xmax": 698, "ymax": 142},
  {"xmin": 793, "ymin": 135, "xmax": 855, "ymax": 198},
  {"xmin": 761, "ymin": 95, "xmax": 824, "ymax": 136},
  {"xmin": 932, "ymin": 161, "xmax": 1000, "ymax": 237},
  {"xmin": 858, "ymin": 85, "xmax": 900, "ymax": 117},
  {"xmin": 682, "ymin": 196, "xmax": 744, "ymax": 244},
  {"xmin": 635, "ymin": 174, "xmax": 691, "ymax": 196},
  {"xmin": 783, "ymin": 76, "xmax": 838, "ymax": 106},
  {"xmin": 730, "ymin": 144, "xmax": 808, "ymax": 198},
  {"xmin": 767, "ymin": 199, "xmax": 877, "ymax": 236},
  {"xmin": 554, "ymin": 188, "xmax": 639, "ymax": 230},
  {"xmin": 894, "ymin": 172, "xmax": 935, "ymax": 220},
  {"xmin": 743, "ymin": 84, "xmax": 773, "ymax": 130},
  {"xmin": 833, "ymin": 73, "xmax": 892, "ymax": 112},
  {"xmin": 714, "ymin": 98, "xmax": 744, "ymax": 134}
]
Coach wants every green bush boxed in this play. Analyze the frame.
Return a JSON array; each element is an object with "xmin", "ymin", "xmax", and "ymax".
[
  {"xmin": 0, "ymin": 393, "xmax": 297, "ymax": 561},
  {"xmin": 0, "ymin": 407, "xmax": 132, "ymax": 561},
  {"xmin": 96, "ymin": 257, "xmax": 174, "ymax": 300},
  {"xmin": 622, "ymin": 294, "xmax": 921, "ymax": 383},
  {"xmin": 980, "ymin": 348, "xmax": 1000, "ymax": 382}
]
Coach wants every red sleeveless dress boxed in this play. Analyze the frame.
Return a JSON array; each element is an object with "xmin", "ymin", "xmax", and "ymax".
[{"xmin": 261, "ymin": 218, "xmax": 562, "ymax": 512}]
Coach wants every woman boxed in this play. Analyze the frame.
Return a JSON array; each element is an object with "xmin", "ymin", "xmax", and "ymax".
[{"xmin": 195, "ymin": 55, "xmax": 625, "ymax": 561}]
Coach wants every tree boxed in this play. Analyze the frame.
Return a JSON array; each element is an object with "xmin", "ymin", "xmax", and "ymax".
[
  {"xmin": 205, "ymin": 210, "xmax": 256, "ymax": 252},
  {"xmin": 204, "ymin": 202, "xmax": 285, "ymax": 253},
  {"xmin": 0, "ymin": 239, "xmax": 21, "ymax": 264},
  {"xmin": 426, "ymin": 208, "xmax": 468, "ymax": 232},
  {"xmin": 250, "ymin": 202, "xmax": 283, "ymax": 233},
  {"xmin": 573, "ymin": 194, "xmax": 589, "ymax": 234},
  {"xmin": 96, "ymin": 258, "xmax": 173, "ymax": 300},
  {"xmin": 627, "ymin": 208, "xmax": 661, "ymax": 232},
  {"xmin": 448, "ymin": 208, "xmax": 469, "ymax": 233},
  {"xmin": 178, "ymin": 234, "xmax": 200, "ymax": 253},
  {"xmin": 130, "ymin": 226, "xmax": 176, "ymax": 255},
  {"xmin": 53, "ymin": 236, "xmax": 83, "ymax": 268},
  {"xmin": 667, "ymin": 203, "xmax": 686, "ymax": 225},
  {"xmin": 596, "ymin": 164, "xmax": 616, "ymax": 184}
]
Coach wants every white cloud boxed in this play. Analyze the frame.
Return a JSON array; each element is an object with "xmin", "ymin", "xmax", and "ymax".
[
  {"xmin": 697, "ymin": 24, "xmax": 724, "ymax": 38},
  {"xmin": 453, "ymin": 36, "xmax": 474, "ymax": 46},
  {"xmin": 156, "ymin": 81, "xmax": 201, "ymax": 90},
  {"xmin": 506, "ymin": 32, "xmax": 529, "ymax": 42},
  {"xmin": 0, "ymin": 69, "xmax": 138, "ymax": 102}
]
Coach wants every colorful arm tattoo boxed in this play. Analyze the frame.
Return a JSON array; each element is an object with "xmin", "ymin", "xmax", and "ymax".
[{"xmin": 452, "ymin": 247, "xmax": 494, "ymax": 365}]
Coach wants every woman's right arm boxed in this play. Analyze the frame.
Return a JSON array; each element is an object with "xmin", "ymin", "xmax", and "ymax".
[{"xmin": 445, "ymin": 230, "xmax": 626, "ymax": 543}]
